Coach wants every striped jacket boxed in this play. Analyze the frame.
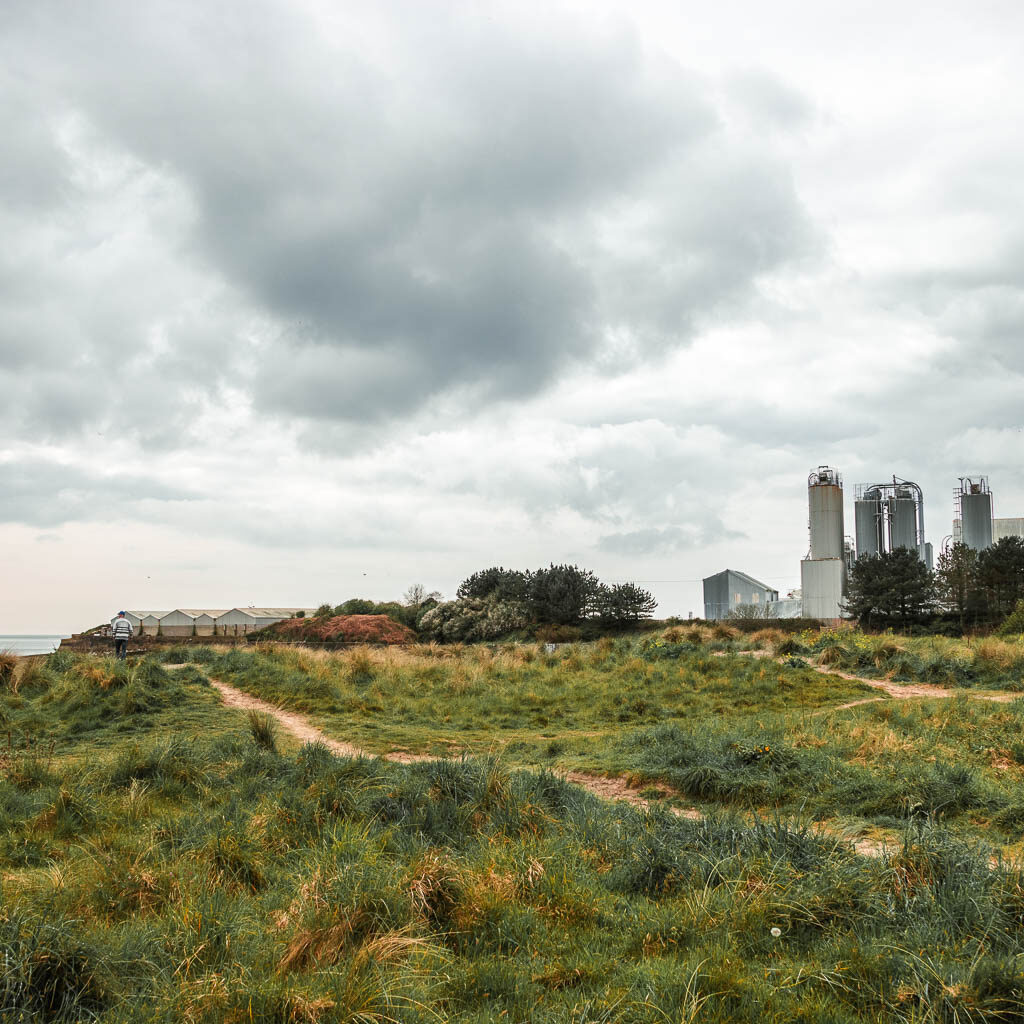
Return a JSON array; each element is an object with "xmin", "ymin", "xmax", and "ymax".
[{"xmin": 112, "ymin": 617, "xmax": 133, "ymax": 639}]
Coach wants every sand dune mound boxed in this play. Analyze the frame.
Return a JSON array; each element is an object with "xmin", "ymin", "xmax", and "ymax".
[{"xmin": 260, "ymin": 613, "xmax": 414, "ymax": 644}]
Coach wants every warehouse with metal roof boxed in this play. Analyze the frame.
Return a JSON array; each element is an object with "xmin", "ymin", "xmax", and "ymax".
[{"xmin": 111, "ymin": 607, "xmax": 315, "ymax": 636}]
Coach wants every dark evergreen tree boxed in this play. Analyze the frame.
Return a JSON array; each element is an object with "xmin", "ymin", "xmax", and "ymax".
[
  {"xmin": 934, "ymin": 542, "xmax": 982, "ymax": 630},
  {"xmin": 845, "ymin": 547, "xmax": 934, "ymax": 629},
  {"xmin": 978, "ymin": 536, "xmax": 1024, "ymax": 621},
  {"xmin": 595, "ymin": 582, "xmax": 657, "ymax": 624},
  {"xmin": 528, "ymin": 564, "xmax": 601, "ymax": 624},
  {"xmin": 456, "ymin": 567, "xmax": 530, "ymax": 603}
]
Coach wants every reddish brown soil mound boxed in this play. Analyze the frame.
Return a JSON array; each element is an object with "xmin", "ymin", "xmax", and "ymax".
[{"xmin": 260, "ymin": 614, "xmax": 414, "ymax": 644}]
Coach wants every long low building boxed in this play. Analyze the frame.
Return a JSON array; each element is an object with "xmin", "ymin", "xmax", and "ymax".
[{"xmin": 111, "ymin": 607, "xmax": 316, "ymax": 636}]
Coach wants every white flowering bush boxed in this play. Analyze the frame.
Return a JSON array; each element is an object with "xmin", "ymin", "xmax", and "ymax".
[{"xmin": 418, "ymin": 597, "xmax": 529, "ymax": 642}]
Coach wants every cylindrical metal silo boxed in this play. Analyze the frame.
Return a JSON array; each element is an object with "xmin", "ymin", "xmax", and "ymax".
[
  {"xmin": 808, "ymin": 467, "xmax": 844, "ymax": 560},
  {"xmin": 888, "ymin": 488, "xmax": 918, "ymax": 551},
  {"xmin": 854, "ymin": 490, "xmax": 883, "ymax": 558},
  {"xmin": 960, "ymin": 478, "xmax": 993, "ymax": 551}
]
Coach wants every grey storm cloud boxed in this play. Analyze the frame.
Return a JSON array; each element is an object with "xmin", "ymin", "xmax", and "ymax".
[{"xmin": 0, "ymin": 0, "xmax": 817, "ymax": 437}]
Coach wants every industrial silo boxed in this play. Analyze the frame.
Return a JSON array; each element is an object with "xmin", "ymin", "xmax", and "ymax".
[
  {"xmin": 958, "ymin": 477, "xmax": 993, "ymax": 551},
  {"xmin": 808, "ymin": 466, "xmax": 844, "ymax": 560},
  {"xmin": 854, "ymin": 487, "xmax": 883, "ymax": 558},
  {"xmin": 802, "ymin": 466, "xmax": 847, "ymax": 621},
  {"xmin": 888, "ymin": 486, "xmax": 919, "ymax": 551}
]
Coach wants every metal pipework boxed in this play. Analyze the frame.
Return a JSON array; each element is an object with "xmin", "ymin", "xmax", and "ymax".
[{"xmin": 854, "ymin": 476, "xmax": 927, "ymax": 562}]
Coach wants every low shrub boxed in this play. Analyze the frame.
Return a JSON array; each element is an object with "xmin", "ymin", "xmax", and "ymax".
[
  {"xmin": 44, "ymin": 649, "xmax": 75, "ymax": 674},
  {"xmin": 997, "ymin": 599, "xmax": 1024, "ymax": 636},
  {"xmin": 774, "ymin": 636, "xmax": 808, "ymax": 656},
  {"xmin": 535, "ymin": 624, "xmax": 582, "ymax": 644}
]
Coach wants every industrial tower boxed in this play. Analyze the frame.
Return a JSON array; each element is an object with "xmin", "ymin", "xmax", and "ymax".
[{"xmin": 801, "ymin": 466, "xmax": 847, "ymax": 620}]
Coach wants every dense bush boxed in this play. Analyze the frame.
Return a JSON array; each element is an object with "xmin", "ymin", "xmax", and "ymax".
[
  {"xmin": 997, "ymin": 598, "xmax": 1024, "ymax": 636},
  {"xmin": 456, "ymin": 567, "xmax": 530, "ymax": 603},
  {"xmin": 442, "ymin": 563, "xmax": 657, "ymax": 640},
  {"xmin": 418, "ymin": 597, "xmax": 529, "ymax": 642}
]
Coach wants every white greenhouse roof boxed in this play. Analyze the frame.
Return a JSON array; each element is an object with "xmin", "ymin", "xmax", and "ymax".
[
  {"xmin": 227, "ymin": 607, "xmax": 317, "ymax": 617},
  {"xmin": 116, "ymin": 608, "xmax": 313, "ymax": 621}
]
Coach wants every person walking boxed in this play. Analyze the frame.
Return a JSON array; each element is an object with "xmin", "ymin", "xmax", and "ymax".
[{"xmin": 112, "ymin": 611, "xmax": 133, "ymax": 661}]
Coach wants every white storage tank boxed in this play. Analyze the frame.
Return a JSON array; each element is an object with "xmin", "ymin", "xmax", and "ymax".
[
  {"xmin": 808, "ymin": 466, "xmax": 845, "ymax": 560},
  {"xmin": 888, "ymin": 488, "xmax": 919, "ymax": 551},
  {"xmin": 854, "ymin": 488, "xmax": 883, "ymax": 558},
  {"xmin": 959, "ymin": 478, "xmax": 994, "ymax": 551}
]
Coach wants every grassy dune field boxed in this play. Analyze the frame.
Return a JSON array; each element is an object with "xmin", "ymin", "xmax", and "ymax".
[
  {"xmin": 166, "ymin": 633, "xmax": 1024, "ymax": 849},
  {"xmin": 1, "ymin": 640, "xmax": 1023, "ymax": 1021}
]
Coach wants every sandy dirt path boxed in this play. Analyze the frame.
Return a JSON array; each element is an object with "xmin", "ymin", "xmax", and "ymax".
[
  {"xmin": 201, "ymin": 669, "xmax": 1024, "ymax": 864},
  {"xmin": 723, "ymin": 650, "xmax": 1019, "ymax": 703},
  {"xmin": 209, "ymin": 678, "xmax": 433, "ymax": 763},
  {"xmin": 207, "ymin": 677, "xmax": 688, "ymax": 814},
  {"xmin": 203, "ymin": 675, "xmax": 1010, "ymax": 861}
]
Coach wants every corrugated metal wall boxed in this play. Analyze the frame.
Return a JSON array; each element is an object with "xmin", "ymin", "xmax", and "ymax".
[{"xmin": 800, "ymin": 559, "xmax": 845, "ymax": 620}]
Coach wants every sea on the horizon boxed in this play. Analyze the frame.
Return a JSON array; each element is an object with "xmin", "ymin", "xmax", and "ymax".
[{"xmin": 0, "ymin": 635, "xmax": 69, "ymax": 656}]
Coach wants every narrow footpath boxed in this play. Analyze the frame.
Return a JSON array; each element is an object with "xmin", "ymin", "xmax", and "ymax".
[
  {"xmin": 724, "ymin": 649, "xmax": 1019, "ymax": 703},
  {"xmin": 207, "ymin": 678, "xmax": 687, "ymax": 814},
  {"xmin": 201, "ymin": 670, "xmax": 1020, "ymax": 864}
]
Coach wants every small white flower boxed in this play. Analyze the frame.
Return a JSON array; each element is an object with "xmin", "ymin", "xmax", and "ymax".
[{"xmin": 770, "ymin": 927, "xmax": 782, "ymax": 938}]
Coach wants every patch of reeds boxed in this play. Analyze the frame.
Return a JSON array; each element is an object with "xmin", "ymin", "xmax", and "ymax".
[
  {"xmin": 246, "ymin": 709, "xmax": 278, "ymax": 753},
  {"xmin": 0, "ymin": 651, "xmax": 18, "ymax": 689}
]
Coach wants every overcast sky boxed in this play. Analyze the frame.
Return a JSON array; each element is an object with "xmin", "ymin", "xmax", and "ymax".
[{"xmin": 3, "ymin": 0, "xmax": 1023, "ymax": 633}]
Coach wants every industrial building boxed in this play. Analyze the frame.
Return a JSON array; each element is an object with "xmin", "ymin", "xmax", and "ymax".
[
  {"xmin": 995, "ymin": 519, "xmax": 1024, "ymax": 541},
  {"xmin": 953, "ymin": 477, "xmax": 993, "ymax": 551},
  {"xmin": 702, "ymin": 570, "xmax": 779, "ymax": 620},
  {"xmin": 110, "ymin": 607, "xmax": 315, "ymax": 636},
  {"xmin": 853, "ymin": 477, "xmax": 932, "ymax": 568},
  {"xmin": 710, "ymin": 465, "xmax": 1017, "ymax": 625},
  {"xmin": 800, "ymin": 466, "xmax": 847, "ymax": 621},
  {"xmin": 950, "ymin": 476, "xmax": 1024, "ymax": 550}
]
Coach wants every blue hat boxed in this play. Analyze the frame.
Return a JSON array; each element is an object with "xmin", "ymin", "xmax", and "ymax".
[{"xmin": 118, "ymin": 610, "xmax": 126, "ymax": 615}]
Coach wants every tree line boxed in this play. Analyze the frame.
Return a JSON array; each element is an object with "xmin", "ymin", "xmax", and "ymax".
[
  {"xmin": 417, "ymin": 564, "xmax": 656, "ymax": 643},
  {"xmin": 309, "ymin": 566, "xmax": 656, "ymax": 643},
  {"xmin": 456, "ymin": 564, "xmax": 656, "ymax": 625},
  {"xmin": 845, "ymin": 537, "xmax": 1024, "ymax": 631}
]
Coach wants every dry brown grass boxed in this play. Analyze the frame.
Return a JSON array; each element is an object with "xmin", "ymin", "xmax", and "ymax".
[
  {"xmin": 0, "ymin": 651, "xmax": 17, "ymax": 689},
  {"xmin": 408, "ymin": 850, "xmax": 463, "ymax": 926},
  {"xmin": 76, "ymin": 662, "xmax": 118, "ymax": 690},
  {"xmin": 352, "ymin": 927, "xmax": 432, "ymax": 968},
  {"xmin": 975, "ymin": 637, "xmax": 1021, "ymax": 670},
  {"xmin": 870, "ymin": 637, "xmax": 906, "ymax": 668},
  {"xmin": 279, "ymin": 917, "xmax": 361, "ymax": 972},
  {"xmin": 748, "ymin": 628, "xmax": 786, "ymax": 651},
  {"xmin": 445, "ymin": 666, "xmax": 480, "ymax": 695},
  {"xmin": 816, "ymin": 643, "xmax": 846, "ymax": 666},
  {"xmin": 280, "ymin": 918, "xmax": 429, "ymax": 974},
  {"xmin": 848, "ymin": 725, "xmax": 917, "ymax": 760}
]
